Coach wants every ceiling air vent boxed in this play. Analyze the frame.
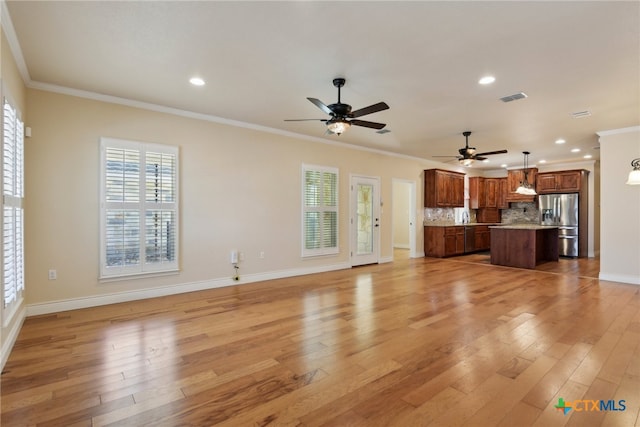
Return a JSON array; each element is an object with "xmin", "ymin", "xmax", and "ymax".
[
  {"xmin": 571, "ymin": 110, "xmax": 592, "ymax": 118},
  {"xmin": 499, "ymin": 92, "xmax": 528, "ymax": 103},
  {"xmin": 376, "ymin": 129, "xmax": 391, "ymax": 134}
]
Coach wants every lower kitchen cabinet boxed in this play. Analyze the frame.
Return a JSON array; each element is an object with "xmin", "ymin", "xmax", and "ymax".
[
  {"xmin": 425, "ymin": 226, "xmax": 464, "ymax": 257},
  {"xmin": 474, "ymin": 225, "xmax": 490, "ymax": 251},
  {"xmin": 425, "ymin": 225, "xmax": 491, "ymax": 257}
]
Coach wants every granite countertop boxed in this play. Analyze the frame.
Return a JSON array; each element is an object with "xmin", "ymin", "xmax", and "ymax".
[{"xmin": 489, "ymin": 224, "xmax": 558, "ymax": 230}]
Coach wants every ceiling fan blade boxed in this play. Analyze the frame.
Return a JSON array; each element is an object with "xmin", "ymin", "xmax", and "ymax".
[
  {"xmin": 350, "ymin": 102, "xmax": 390, "ymax": 118},
  {"xmin": 307, "ymin": 97, "xmax": 334, "ymax": 115},
  {"xmin": 350, "ymin": 119, "xmax": 386, "ymax": 130},
  {"xmin": 284, "ymin": 119, "xmax": 327, "ymax": 122},
  {"xmin": 475, "ymin": 149, "xmax": 508, "ymax": 156},
  {"xmin": 432, "ymin": 155, "xmax": 459, "ymax": 158},
  {"xmin": 475, "ymin": 156, "xmax": 488, "ymax": 161}
]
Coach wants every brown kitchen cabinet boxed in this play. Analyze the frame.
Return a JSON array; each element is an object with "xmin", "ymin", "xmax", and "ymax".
[
  {"xmin": 485, "ymin": 178, "xmax": 500, "ymax": 208},
  {"xmin": 424, "ymin": 169, "xmax": 465, "ymax": 208},
  {"xmin": 474, "ymin": 225, "xmax": 491, "ymax": 251},
  {"xmin": 498, "ymin": 178, "xmax": 509, "ymax": 209},
  {"xmin": 477, "ymin": 208, "xmax": 500, "ymax": 223},
  {"xmin": 536, "ymin": 170, "xmax": 586, "ymax": 194},
  {"xmin": 506, "ymin": 168, "xmax": 538, "ymax": 202},
  {"xmin": 424, "ymin": 226, "xmax": 465, "ymax": 257},
  {"xmin": 425, "ymin": 224, "xmax": 492, "ymax": 257},
  {"xmin": 469, "ymin": 177, "xmax": 501, "ymax": 209},
  {"xmin": 468, "ymin": 177, "xmax": 485, "ymax": 208}
]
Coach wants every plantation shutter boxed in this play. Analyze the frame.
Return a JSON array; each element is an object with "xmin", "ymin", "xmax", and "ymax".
[
  {"xmin": 3, "ymin": 97, "xmax": 25, "ymax": 310},
  {"xmin": 100, "ymin": 138, "xmax": 178, "ymax": 278},
  {"xmin": 302, "ymin": 165, "xmax": 338, "ymax": 257}
]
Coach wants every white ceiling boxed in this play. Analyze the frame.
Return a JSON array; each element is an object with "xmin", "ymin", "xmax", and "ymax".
[{"xmin": 4, "ymin": 1, "xmax": 639, "ymax": 170}]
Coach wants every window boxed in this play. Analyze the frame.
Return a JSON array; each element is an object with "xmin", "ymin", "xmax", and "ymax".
[
  {"xmin": 3, "ymin": 97, "xmax": 24, "ymax": 317},
  {"xmin": 100, "ymin": 138, "xmax": 179, "ymax": 278},
  {"xmin": 302, "ymin": 164, "xmax": 338, "ymax": 257}
]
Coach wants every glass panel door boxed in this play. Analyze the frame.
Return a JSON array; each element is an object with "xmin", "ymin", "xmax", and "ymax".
[
  {"xmin": 351, "ymin": 176, "xmax": 380, "ymax": 266},
  {"xmin": 357, "ymin": 183, "xmax": 374, "ymax": 255}
]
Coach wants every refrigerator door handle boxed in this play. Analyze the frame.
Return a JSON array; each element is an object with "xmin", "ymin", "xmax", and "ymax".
[{"xmin": 558, "ymin": 197, "xmax": 562, "ymax": 224}]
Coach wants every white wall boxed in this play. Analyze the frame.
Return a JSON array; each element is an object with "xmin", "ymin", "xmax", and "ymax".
[
  {"xmin": 598, "ymin": 126, "xmax": 640, "ymax": 285},
  {"xmin": 392, "ymin": 181, "xmax": 410, "ymax": 248}
]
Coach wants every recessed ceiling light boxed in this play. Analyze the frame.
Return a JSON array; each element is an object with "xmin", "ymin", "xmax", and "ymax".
[
  {"xmin": 539, "ymin": 159, "xmax": 547, "ymax": 164},
  {"xmin": 189, "ymin": 77, "xmax": 205, "ymax": 86},
  {"xmin": 571, "ymin": 148, "xmax": 581, "ymax": 153},
  {"xmin": 584, "ymin": 154, "xmax": 592, "ymax": 159},
  {"xmin": 479, "ymin": 76, "xmax": 496, "ymax": 85},
  {"xmin": 555, "ymin": 139, "xmax": 566, "ymax": 144},
  {"xmin": 501, "ymin": 164, "xmax": 508, "ymax": 168},
  {"xmin": 482, "ymin": 159, "xmax": 490, "ymax": 163}
]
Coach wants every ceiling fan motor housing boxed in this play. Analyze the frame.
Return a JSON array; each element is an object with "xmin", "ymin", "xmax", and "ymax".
[{"xmin": 328, "ymin": 103, "xmax": 352, "ymax": 117}]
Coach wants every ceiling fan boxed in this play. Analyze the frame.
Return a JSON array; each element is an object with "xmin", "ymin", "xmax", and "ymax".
[
  {"xmin": 434, "ymin": 131, "xmax": 507, "ymax": 166},
  {"xmin": 284, "ymin": 78, "xmax": 389, "ymax": 135}
]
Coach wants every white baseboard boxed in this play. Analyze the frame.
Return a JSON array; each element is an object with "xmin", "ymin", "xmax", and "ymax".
[
  {"xmin": 413, "ymin": 251, "xmax": 425, "ymax": 258},
  {"xmin": 599, "ymin": 272, "xmax": 640, "ymax": 285},
  {"xmin": 26, "ymin": 261, "xmax": 351, "ymax": 317},
  {"xmin": 1, "ymin": 306, "xmax": 26, "ymax": 371},
  {"xmin": 379, "ymin": 256, "xmax": 393, "ymax": 264}
]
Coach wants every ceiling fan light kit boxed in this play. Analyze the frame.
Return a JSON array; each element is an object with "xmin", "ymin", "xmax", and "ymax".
[
  {"xmin": 326, "ymin": 118, "xmax": 351, "ymax": 135},
  {"xmin": 284, "ymin": 78, "xmax": 389, "ymax": 136}
]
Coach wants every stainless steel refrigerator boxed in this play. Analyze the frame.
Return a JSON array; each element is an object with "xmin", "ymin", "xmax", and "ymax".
[{"xmin": 539, "ymin": 193, "xmax": 579, "ymax": 257}]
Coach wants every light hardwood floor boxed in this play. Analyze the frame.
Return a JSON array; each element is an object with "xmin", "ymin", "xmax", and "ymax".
[{"xmin": 2, "ymin": 254, "xmax": 639, "ymax": 426}]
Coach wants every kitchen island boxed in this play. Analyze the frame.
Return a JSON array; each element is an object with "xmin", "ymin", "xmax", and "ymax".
[{"xmin": 489, "ymin": 224, "xmax": 559, "ymax": 269}]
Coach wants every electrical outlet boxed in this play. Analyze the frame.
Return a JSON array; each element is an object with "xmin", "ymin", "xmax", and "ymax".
[
  {"xmin": 48, "ymin": 269, "xmax": 57, "ymax": 280},
  {"xmin": 239, "ymin": 252, "xmax": 245, "ymax": 261},
  {"xmin": 259, "ymin": 251, "xmax": 265, "ymax": 259}
]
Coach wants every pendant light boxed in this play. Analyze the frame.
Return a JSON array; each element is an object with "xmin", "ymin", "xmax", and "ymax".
[{"xmin": 515, "ymin": 151, "xmax": 537, "ymax": 195}]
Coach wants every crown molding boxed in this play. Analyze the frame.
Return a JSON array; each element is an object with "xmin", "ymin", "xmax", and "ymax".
[
  {"xmin": 1, "ymin": 1, "xmax": 31, "ymax": 84},
  {"xmin": 596, "ymin": 126, "xmax": 640, "ymax": 137}
]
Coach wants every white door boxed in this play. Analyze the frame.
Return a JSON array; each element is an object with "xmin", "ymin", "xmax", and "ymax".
[{"xmin": 351, "ymin": 175, "xmax": 380, "ymax": 266}]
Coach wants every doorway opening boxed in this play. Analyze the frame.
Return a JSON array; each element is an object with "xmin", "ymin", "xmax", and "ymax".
[{"xmin": 392, "ymin": 179, "xmax": 417, "ymax": 259}]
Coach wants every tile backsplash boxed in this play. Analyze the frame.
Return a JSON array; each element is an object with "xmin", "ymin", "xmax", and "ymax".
[
  {"xmin": 424, "ymin": 208, "xmax": 477, "ymax": 224},
  {"xmin": 500, "ymin": 202, "xmax": 539, "ymax": 224},
  {"xmin": 424, "ymin": 208, "xmax": 455, "ymax": 223},
  {"xmin": 424, "ymin": 203, "xmax": 538, "ymax": 225}
]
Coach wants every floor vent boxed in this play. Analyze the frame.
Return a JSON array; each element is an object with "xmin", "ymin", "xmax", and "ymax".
[{"xmin": 499, "ymin": 92, "xmax": 528, "ymax": 103}]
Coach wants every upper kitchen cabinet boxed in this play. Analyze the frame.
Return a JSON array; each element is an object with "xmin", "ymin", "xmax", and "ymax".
[
  {"xmin": 536, "ymin": 170, "xmax": 588, "ymax": 194},
  {"xmin": 424, "ymin": 169, "xmax": 465, "ymax": 208},
  {"xmin": 506, "ymin": 168, "xmax": 538, "ymax": 202},
  {"xmin": 468, "ymin": 177, "xmax": 485, "ymax": 209},
  {"xmin": 498, "ymin": 178, "xmax": 509, "ymax": 209},
  {"xmin": 469, "ymin": 177, "xmax": 501, "ymax": 209}
]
